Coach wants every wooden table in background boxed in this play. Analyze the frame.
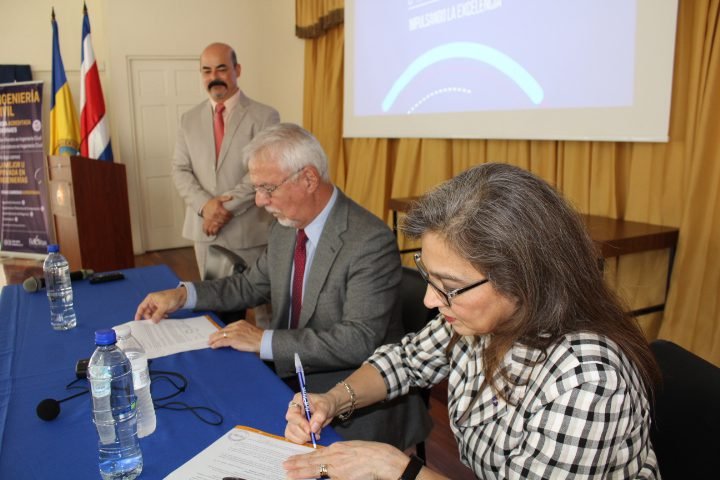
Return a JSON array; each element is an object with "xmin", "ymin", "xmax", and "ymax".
[{"xmin": 389, "ymin": 197, "xmax": 679, "ymax": 317}]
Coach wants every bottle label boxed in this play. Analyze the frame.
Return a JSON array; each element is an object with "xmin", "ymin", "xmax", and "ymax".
[
  {"xmin": 132, "ymin": 364, "xmax": 150, "ymax": 389},
  {"xmin": 89, "ymin": 365, "xmax": 112, "ymax": 396}
]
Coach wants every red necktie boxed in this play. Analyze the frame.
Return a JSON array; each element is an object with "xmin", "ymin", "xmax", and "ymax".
[
  {"xmin": 213, "ymin": 103, "xmax": 225, "ymax": 162},
  {"xmin": 290, "ymin": 229, "xmax": 308, "ymax": 329}
]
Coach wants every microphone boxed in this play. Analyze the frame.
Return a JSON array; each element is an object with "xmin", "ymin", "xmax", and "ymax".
[
  {"xmin": 23, "ymin": 269, "xmax": 94, "ymax": 293},
  {"xmin": 36, "ymin": 389, "xmax": 90, "ymax": 421}
]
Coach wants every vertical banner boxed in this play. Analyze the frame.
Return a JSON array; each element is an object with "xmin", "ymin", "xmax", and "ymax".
[{"xmin": 0, "ymin": 81, "xmax": 53, "ymax": 254}]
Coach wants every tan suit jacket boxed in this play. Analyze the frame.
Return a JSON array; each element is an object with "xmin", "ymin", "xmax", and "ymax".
[{"xmin": 172, "ymin": 91, "xmax": 279, "ymax": 251}]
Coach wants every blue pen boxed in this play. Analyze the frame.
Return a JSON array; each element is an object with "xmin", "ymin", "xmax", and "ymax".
[{"xmin": 294, "ymin": 353, "xmax": 318, "ymax": 448}]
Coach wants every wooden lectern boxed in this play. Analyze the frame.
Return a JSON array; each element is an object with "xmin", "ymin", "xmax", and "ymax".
[{"xmin": 46, "ymin": 155, "xmax": 134, "ymax": 272}]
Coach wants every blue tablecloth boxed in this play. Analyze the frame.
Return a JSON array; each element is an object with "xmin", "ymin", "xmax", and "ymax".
[{"xmin": 0, "ymin": 265, "xmax": 340, "ymax": 479}]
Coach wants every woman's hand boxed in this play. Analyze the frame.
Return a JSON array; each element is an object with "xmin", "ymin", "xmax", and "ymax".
[
  {"xmin": 284, "ymin": 392, "xmax": 335, "ymax": 444},
  {"xmin": 283, "ymin": 441, "xmax": 409, "ymax": 480}
]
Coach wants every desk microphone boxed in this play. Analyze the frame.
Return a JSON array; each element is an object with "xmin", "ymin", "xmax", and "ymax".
[
  {"xmin": 23, "ymin": 269, "xmax": 94, "ymax": 293},
  {"xmin": 36, "ymin": 389, "xmax": 90, "ymax": 421}
]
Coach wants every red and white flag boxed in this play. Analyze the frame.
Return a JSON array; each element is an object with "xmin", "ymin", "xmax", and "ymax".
[{"xmin": 80, "ymin": 3, "xmax": 113, "ymax": 161}]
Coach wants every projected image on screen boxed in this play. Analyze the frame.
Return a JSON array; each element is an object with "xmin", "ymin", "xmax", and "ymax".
[
  {"xmin": 356, "ymin": 0, "xmax": 635, "ymax": 116},
  {"xmin": 344, "ymin": 0, "xmax": 678, "ymax": 142}
]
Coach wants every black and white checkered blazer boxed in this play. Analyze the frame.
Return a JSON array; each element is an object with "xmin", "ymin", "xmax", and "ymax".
[{"xmin": 368, "ymin": 316, "xmax": 659, "ymax": 479}]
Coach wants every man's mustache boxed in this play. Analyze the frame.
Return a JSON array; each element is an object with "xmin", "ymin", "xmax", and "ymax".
[{"xmin": 208, "ymin": 79, "xmax": 228, "ymax": 90}]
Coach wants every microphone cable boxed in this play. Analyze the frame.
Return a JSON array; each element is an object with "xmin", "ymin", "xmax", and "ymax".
[
  {"xmin": 150, "ymin": 369, "xmax": 224, "ymax": 426},
  {"xmin": 37, "ymin": 369, "xmax": 223, "ymax": 426},
  {"xmin": 152, "ymin": 401, "xmax": 224, "ymax": 426}
]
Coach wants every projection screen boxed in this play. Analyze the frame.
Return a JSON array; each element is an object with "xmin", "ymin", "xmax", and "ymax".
[{"xmin": 344, "ymin": 0, "xmax": 679, "ymax": 142}]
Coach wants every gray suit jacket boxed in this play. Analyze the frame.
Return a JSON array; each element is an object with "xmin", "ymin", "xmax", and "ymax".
[
  {"xmin": 194, "ymin": 190, "xmax": 431, "ymax": 448},
  {"xmin": 172, "ymin": 90, "xmax": 279, "ymax": 249}
]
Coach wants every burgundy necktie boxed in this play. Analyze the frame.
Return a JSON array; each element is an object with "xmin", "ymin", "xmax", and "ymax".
[
  {"xmin": 213, "ymin": 103, "xmax": 225, "ymax": 162},
  {"xmin": 290, "ymin": 229, "xmax": 308, "ymax": 329}
]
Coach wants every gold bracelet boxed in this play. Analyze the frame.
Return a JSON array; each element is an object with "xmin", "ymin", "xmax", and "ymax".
[{"xmin": 336, "ymin": 381, "xmax": 356, "ymax": 421}]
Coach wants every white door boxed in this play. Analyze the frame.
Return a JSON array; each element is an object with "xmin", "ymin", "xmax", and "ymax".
[{"xmin": 129, "ymin": 57, "xmax": 204, "ymax": 250}]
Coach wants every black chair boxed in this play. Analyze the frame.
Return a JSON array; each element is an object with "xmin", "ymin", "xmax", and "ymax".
[
  {"xmin": 399, "ymin": 266, "xmax": 439, "ymax": 461},
  {"xmin": 400, "ymin": 266, "xmax": 439, "ymax": 334},
  {"xmin": 205, "ymin": 244, "xmax": 248, "ymax": 279},
  {"xmin": 650, "ymin": 340, "xmax": 720, "ymax": 479},
  {"xmin": 204, "ymin": 244, "xmax": 249, "ymax": 324}
]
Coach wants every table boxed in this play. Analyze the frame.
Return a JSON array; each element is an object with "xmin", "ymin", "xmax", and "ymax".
[
  {"xmin": 389, "ymin": 197, "xmax": 679, "ymax": 316},
  {"xmin": 0, "ymin": 265, "xmax": 341, "ymax": 479}
]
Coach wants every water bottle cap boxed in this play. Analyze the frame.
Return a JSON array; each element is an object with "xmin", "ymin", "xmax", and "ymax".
[
  {"xmin": 113, "ymin": 325, "xmax": 131, "ymax": 338},
  {"xmin": 94, "ymin": 328, "xmax": 117, "ymax": 345},
  {"xmin": 47, "ymin": 244, "xmax": 59, "ymax": 253}
]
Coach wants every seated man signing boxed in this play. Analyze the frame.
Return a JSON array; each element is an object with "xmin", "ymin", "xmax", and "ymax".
[{"xmin": 135, "ymin": 123, "xmax": 430, "ymax": 449}]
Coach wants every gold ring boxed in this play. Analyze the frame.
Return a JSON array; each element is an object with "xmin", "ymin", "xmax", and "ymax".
[
  {"xmin": 222, "ymin": 331, "xmax": 228, "ymax": 338},
  {"xmin": 319, "ymin": 464, "xmax": 329, "ymax": 478},
  {"xmin": 288, "ymin": 401, "xmax": 301, "ymax": 409}
]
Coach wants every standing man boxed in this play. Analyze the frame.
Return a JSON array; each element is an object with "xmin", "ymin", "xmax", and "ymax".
[
  {"xmin": 137, "ymin": 123, "xmax": 431, "ymax": 449},
  {"xmin": 173, "ymin": 42, "xmax": 280, "ymax": 280}
]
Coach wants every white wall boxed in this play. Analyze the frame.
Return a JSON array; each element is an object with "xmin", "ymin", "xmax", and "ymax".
[{"xmin": 0, "ymin": 0, "xmax": 304, "ymax": 253}]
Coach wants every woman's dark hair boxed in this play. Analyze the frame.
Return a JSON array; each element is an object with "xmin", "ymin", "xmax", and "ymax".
[{"xmin": 402, "ymin": 163, "xmax": 659, "ymax": 398}]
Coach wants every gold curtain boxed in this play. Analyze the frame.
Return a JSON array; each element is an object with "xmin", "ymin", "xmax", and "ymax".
[{"xmin": 296, "ymin": 0, "xmax": 720, "ymax": 365}]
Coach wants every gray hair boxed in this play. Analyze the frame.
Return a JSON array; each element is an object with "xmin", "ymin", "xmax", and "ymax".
[
  {"xmin": 403, "ymin": 163, "xmax": 658, "ymax": 397},
  {"xmin": 242, "ymin": 123, "xmax": 330, "ymax": 181}
]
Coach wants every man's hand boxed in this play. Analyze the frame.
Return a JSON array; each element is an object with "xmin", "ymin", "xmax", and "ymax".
[
  {"xmin": 201, "ymin": 195, "xmax": 233, "ymax": 235},
  {"xmin": 134, "ymin": 287, "xmax": 188, "ymax": 323},
  {"xmin": 208, "ymin": 320, "xmax": 264, "ymax": 353},
  {"xmin": 202, "ymin": 217, "xmax": 224, "ymax": 236}
]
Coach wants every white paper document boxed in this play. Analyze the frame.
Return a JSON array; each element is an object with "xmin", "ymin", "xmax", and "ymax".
[
  {"xmin": 164, "ymin": 426, "xmax": 315, "ymax": 480},
  {"xmin": 114, "ymin": 316, "xmax": 221, "ymax": 359}
]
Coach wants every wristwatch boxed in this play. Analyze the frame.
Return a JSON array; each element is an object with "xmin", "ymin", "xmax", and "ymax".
[{"xmin": 398, "ymin": 454, "xmax": 424, "ymax": 480}]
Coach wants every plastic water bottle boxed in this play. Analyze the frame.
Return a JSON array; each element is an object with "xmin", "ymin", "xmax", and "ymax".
[
  {"xmin": 88, "ymin": 329, "xmax": 143, "ymax": 480},
  {"xmin": 114, "ymin": 325, "xmax": 156, "ymax": 438},
  {"xmin": 43, "ymin": 244, "xmax": 77, "ymax": 330}
]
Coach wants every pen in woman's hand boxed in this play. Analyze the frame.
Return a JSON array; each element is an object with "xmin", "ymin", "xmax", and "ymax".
[{"xmin": 294, "ymin": 353, "xmax": 318, "ymax": 448}]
